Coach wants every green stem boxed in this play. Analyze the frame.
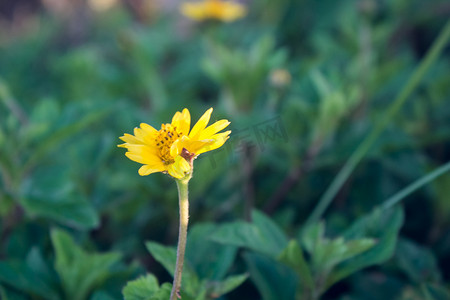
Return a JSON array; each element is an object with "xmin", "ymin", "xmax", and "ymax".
[
  {"xmin": 306, "ymin": 20, "xmax": 450, "ymax": 225},
  {"xmin": 170, "ymin": 178, "xmax": 190, "ymax": 300},
  {"xmin": 0, "ymin": 78, "xmax": 28, "ymax": 125},
  {"xmin": 380, "ymin": 161, "xmax": 450, "ymax": 211}
]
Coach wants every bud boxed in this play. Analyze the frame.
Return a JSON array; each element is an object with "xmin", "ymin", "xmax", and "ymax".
[{"xmin": 270, "ymin": 69, "xmax": 291, "ymax": 88}]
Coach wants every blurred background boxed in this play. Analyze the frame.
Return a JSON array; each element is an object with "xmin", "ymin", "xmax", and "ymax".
[{"xmin": 0, "ymin": 0, "xmax": 450, "ymax": 299}]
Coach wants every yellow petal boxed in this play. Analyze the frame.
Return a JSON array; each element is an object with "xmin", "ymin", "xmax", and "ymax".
[
  {"xmin": 216, "ymin": 2, "xmax": 246, "ymax": 22},
  {"xmin": 180, "ymin": 2, "xmax": 207, "ymax": 21},
  {"xmin": 180, "ymin": 108, "xmax": 191, "ymax": 135},
  {"xmin": 126, "ymin": 144, "xmax": 159, "ymax": 155},
  {"xmin": 171, "ymin": 111, "xmax": 182, "ymax": 125},
  {"xmin": 170, "ymin": 138, "xmax": 182, "ymax": 158},
  {"xmin": 133, "ymin": 127, "xmax": 145, "ymax": 140},
  {"xmin": 171, "ymin": 108, "xmax": 191, "ymax": 136},
  {"xmin": 189, "ymin": 108, "xmax": 213, "ymax": 139},
  {"xmin": 140, "ymin": 123, "xmax": 157, "ymax": 135},
  {"xmin": 170, "ymin": 135, "xmax": 214, "ymax": 156},
  {"xmin": 184, "ymin": 139, "xmax": 215, "ymax": 155},
  {"xmin": 198, "ymin": 119, "xmax": 230, "ymax": 140},
  {"xmin": 125, "ymin": 148, "xmax": 160, "ymax": 165},
  {"xmin": 138, "ymin": 163, "xmax": 166, "ymax": 176},
  {"xmin": 119, "ymin": 133, "xmax": 145, "ymax": 145},
  {"xmin": 196, "ymin": 131, "xmax": 231, "ymax": 155}
]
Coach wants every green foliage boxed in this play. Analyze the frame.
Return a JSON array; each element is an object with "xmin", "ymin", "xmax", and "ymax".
[
  {"xmin": 244, "ymin": 252, "xmax": 297, "ymax": 300},
  {"xmin": 146, "ymin": 237, "xmax": 248, "ymax": 300},
  {"xmin": 203, "ymin": 36, "xmax": 287, "ymax": 110},
  {"xmin": 1, "ymin": 0, "xmax": 450, "ymax": 299},
  {"xmin": 328, "ymin": 207, "xmax": 404, "ymax": 288},
  {"xmin": 185, "ymin": 223, "xmax": 238, "ymax": 280},
  {"xmin": 278, "ymin": 240, "xmax": 314, "ymax": 291},
  {"xmin": 0, "ymin": 259, "xmax": 59, "ymax": 300},
  {"xmin": 51, "ymin": 229, "xmax": 122, "ymax": 300},
  {"xmin": 212, "ymin": 208, "xmax": 403, "ymax": 298},
  {"xmin": 145, "ymin": 241, "xmax": 200, "ymax": 296},
  {"xmin": 395, "ymin": 238, "xmax": 441, "ymax": 284},
  {"xmin": 211, "ymin": 210, "xmax": 288, "ymax": 257},
  {"xmin": 122, "ymin": 274, "xmax": 171, "ymax": 300}
]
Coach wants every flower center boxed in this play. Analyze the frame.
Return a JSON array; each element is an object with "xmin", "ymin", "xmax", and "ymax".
[{"xmin": 155, "ymin": 124, "xmax": 182, "ymax": 165}]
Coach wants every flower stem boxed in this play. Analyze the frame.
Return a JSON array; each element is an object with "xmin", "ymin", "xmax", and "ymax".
[{"xmin": 170, "ymin": 177, "xmax": 190, "ymax": 300}]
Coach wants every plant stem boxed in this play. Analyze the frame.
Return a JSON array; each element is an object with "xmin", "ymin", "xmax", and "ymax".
[
  {"xmin": 306, "ymin": 20, "xmax": 450, "ymax": 225},
  {"xmin": 0, "ymin": 78, "xmax": 29, "ymax": 125},
  {"xmin": 380, "ymin": 161, "xmax": 450, "ymax": 211},
  {"xmin": 170, "ymin": 178, "xmax": 190, "ymax": 300}
]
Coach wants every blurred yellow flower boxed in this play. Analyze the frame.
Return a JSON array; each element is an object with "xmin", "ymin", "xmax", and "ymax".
[
  {"xmin": 88, "ymin": 0, "xmax": 118, "ymax": 12},
  {"xmin": 118, "ymin": 108, "xmax": 231, "ymax": 178},
  {"xmin": 181, "ymin": 0, "xmax": 246, "ymax": 22}
]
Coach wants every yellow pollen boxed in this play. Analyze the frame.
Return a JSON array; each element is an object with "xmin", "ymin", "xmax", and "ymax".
[{"xmin": 155, "ymin": 124, "xmax": 182, "ymax": 165}]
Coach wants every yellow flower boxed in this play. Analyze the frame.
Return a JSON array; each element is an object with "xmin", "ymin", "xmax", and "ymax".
[
  {"xmin": 180, "ymin": 0, "xmax": 246, "ymax": 22},
  {"xmin": 118, "ymin": 108, "xmax": 231, "ymax": 179}
]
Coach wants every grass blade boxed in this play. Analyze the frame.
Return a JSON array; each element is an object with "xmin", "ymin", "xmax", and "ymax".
[{"xmin": 307, "ymin": 20, "xmax": 450, "ymax": 224}]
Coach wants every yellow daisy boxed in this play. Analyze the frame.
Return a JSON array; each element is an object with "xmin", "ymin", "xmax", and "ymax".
[
  {"xmin": 180, "ymin": 0, "xmax": 246, "ymax": 22},
  {"xmin": 118, "ymin": 108, "xmax": 231, "ymax": 179}
]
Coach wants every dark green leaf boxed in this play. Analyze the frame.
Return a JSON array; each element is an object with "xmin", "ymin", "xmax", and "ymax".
[
  {"xmin": 0, "ymin": 260, "xmax": 59, "ymax": 300},
  {"xmin": 187, "ymin": 223, "xmax": 237, "ymax": 280},
  {"xmin": 326, "ymin": 207, "xmax": 404, "ymax": 288},
  {"xmin": 395, "ymin": 238, "xmax": 441, "ymax": 283},
  {"xmin": 244, "ymin": 252, "xmax": 297, "ymax": 300},
  {"xmin": 0, "ymin": 285, "xmax": 28, "ymax": 300},
  {"xmin": 251, "ymin": 210, "xmax": 289, "ymax": 250},
  {"xmin": 90, "ymin": 291, "xmax": 116, "ymax": 300},
  {"xmin": 24, "ymin": 108, "xmax": 111, "ymax": 170},
  {"xmin": 208, "ymin": 273, "xmax": 248, "ymax": 298},
  {"xmin": 20, "ymin": 166, "xmax": 99, "ymax": 230},
  {"xmin": 21, "ymin": 195, "xmax": 99, "ymax": 230},
  {"xmin": 210, "ymin": 210, "xmax": 288, "ymax": 258}
]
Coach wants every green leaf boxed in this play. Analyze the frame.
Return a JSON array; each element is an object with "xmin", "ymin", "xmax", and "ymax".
[
  {"xmin": 0, "ymin": 285, "xmax": 28, "ymax": 300},
  {"xmin": 244, "ymin": 252, "xmax": 297, "ymax": 300},
  {"xmin": 326, "ymin": 207, "xmax": 404, "ymax": 288},
  {"xmin": 90, "ymin": 291, "xmax": 116, "ymax": 300},
  {"xmin": 251, "ymin": 210, "xmax": 289, "ymax": 249},
  {"xmin": 343, "ymin": 239, "xmax": 377, "ymax": 261},
  {"xmin": 210, "ymin": 210, "xmax": 288, "ymax": 258},
  {"xmin": 0, "ymin": 260, "xmax": 59, "ymax": 300},
  {"xmin": 278, "ymin": 240, "xmax": 314, "ymax": 290},
  {"xmin": 314, "ymin": 237, "xmax": 376, "ymax": 272},
  {"xmin": 26, "ymin": 247, "xmax": 58, "ymax": 288},
  {"xmin": 300, "ymin": 222, "xmax": 325, "ymax": 254},
  {"xmin": 145, "ymin": 241, "xmax": 199, "ymax": 297},
  {"xmin": 24, "ymin": 108, "xmax": 111, "ymax": 170},
  {"xmin": 152, "ymin": 283, "xmax": 172, "ymax": 300},
  {"xmin": 20, "ymin": 166, "xmax": 99, "ymax": 230},
  {"xmin": 186, "ymin": 223, "xmax": 237, "ymax": 280},
  {"xmin": 208, "ymin": 273, "xmax": 248, "ymax": 298},
  {"xmin": 122, "ymin": 274, "xmax": 160, "ymax": 300},
  {"xmin": 51, "ymin": 229, "xmax": 121, "ymax": 300},
  {"xmin": 21, "ymin": 195, "xmax": 99, "ymax": 230},
  {"xmin": 395, "ymin": 238, "xmax": 441, "ymax": 283}
]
